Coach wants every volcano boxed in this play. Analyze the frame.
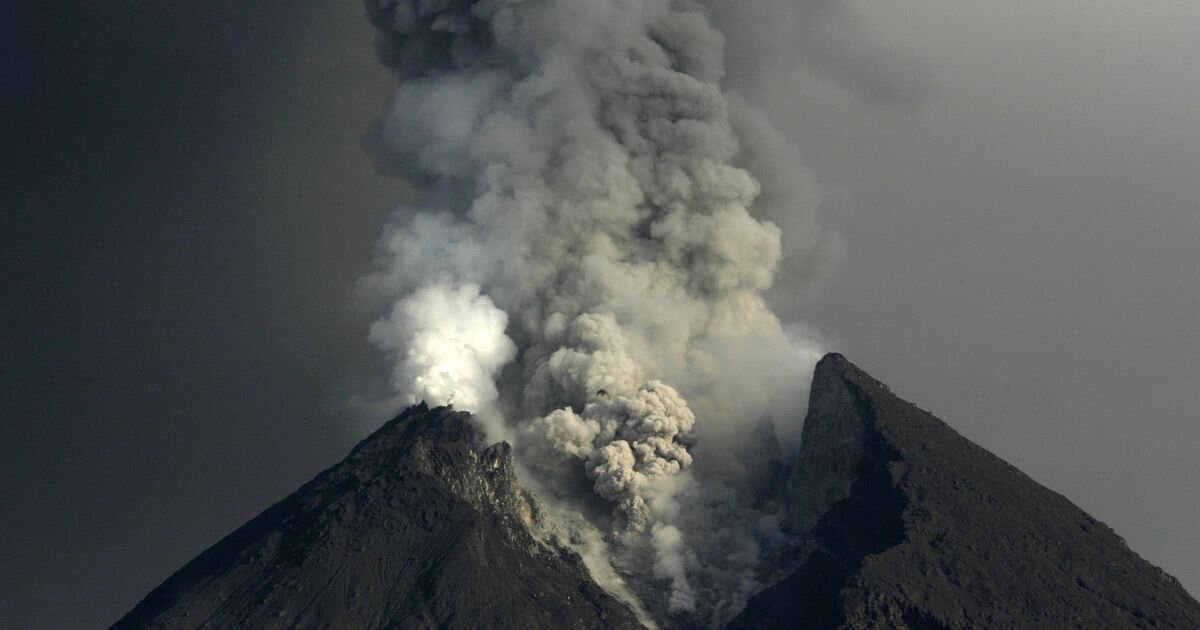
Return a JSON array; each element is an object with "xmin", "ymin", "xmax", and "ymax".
[
  {"xmin": 111, "ymin": 405, "xmax": 642, "ymax": 630},
  {"xmin": 727, "ymin": 354, "xmax": 1200, "ymax": 629},
  {"xmin": 113, "ymin": 354, "xmax": 1200, "ymax": 628}
]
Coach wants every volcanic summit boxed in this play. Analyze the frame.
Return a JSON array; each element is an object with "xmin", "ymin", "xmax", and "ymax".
[{"xmin": 113, "ymin": 355, "xmax": 1200, "ymax": 629}]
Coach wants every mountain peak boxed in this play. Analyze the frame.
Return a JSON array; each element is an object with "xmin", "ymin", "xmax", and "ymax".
[
  {"xmin": 112, "ymin": 404, "xmax": 642, "ymax": 630},
  {"xmin": 733, "ymin": 353, "xmax": 1200, "ymax": 628},
  {"xmin": 113, "ymin": 355, "xmax": 1200, "ymax": 629}
]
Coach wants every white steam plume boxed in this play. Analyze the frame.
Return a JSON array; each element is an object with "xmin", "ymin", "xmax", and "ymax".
[
  {"xmin": 359, "ymin": 0, "xmax": 834, "ymax": 625},
  {"xmin": 368, "ymin": 283, "xmax": 516, "ymax": 414}
]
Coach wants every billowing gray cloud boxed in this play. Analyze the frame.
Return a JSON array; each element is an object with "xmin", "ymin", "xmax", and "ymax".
[
  {"xmin": 358, "ymin": 0, "xmax": 833, "ymax": 624},
  {"xmin": 710, "ymin": 0, "xmax": 935, "ymax": 110}
]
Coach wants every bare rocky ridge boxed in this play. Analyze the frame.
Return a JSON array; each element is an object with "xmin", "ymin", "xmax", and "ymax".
[
  {"xmin": 111, "ymin": 404, "xmax": 642, "ymax": 630},
  {"xmin": 729, "ymin": 353, "xmax": 1200, "ymax": 628}
]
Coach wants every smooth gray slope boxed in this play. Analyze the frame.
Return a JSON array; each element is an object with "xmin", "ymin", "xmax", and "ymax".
[
  {"xmin": 730, "ymin": 354, "xmax": 1200, "ymax": 629},
  {"xmin": 111, "ymin": 404, "xmax": 641, "ymax": 630}
]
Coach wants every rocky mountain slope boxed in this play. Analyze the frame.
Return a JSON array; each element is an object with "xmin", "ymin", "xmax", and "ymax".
[
  {"xmin": 113, "ymin": 354, "xmax": 1200, "ymax": 628},
  {"xmin": 729, "ymin": 353, "xmax": 1200, "ymax": 628},
  {"xmin": 111, "ymin": 404, "xmax": 641, "ymax": 630}
]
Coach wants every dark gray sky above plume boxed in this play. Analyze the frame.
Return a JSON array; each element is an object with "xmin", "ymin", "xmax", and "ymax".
[{"xmin": 1, "ymin": 2, "xmax": 1195, "ymax": 628}]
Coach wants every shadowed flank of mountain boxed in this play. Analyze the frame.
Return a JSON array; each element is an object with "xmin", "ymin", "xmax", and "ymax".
[
  {"xmin": 110, "ymin": 404, "xmax": 642, "ymax": 630},
  {"xmin": 729, "ymin": 353, "xmax": 1200, "ymax": 629},
  {"xmin": 111, "ymin": 354, "xmax": 1200, "ymax": 629}
]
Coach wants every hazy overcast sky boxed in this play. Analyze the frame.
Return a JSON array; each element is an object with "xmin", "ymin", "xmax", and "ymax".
[
  {"xmin": 791, "ymin": 0, "xmax": 1200, "ymax": 600},
  {"xmin": 2, "ymin": 2, "xmax": 1196, "ymax": 627}
]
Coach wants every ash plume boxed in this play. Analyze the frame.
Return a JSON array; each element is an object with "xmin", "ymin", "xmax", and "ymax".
[{"xmin": 358, "ymin": 0, "xmax": 835, "ymax": 625}]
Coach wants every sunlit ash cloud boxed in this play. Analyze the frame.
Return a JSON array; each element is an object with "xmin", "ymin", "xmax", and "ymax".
[{"xmin": 358, "ymin": 0, "xmax": 839, "ymax": 625}]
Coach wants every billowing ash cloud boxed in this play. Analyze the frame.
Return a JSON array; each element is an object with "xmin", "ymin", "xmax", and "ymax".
[
  {"xmin": 709, "ymin": 0, "xmax": 934, "ymax": 111},
  {"xmin": 358, "ymin": 0, "xmax": 835, "ymax": 625}
]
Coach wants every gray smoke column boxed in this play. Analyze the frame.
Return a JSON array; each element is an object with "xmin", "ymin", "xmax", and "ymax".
[{"xmin": 360, "ymin": 0, "xmax": 836, "ymax": 625}]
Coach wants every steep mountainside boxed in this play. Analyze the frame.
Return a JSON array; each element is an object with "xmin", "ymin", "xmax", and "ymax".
[
  {"xmin": 111, "ymin": 404, "xmax": 642, "ymax": 630},
  {"xmin": 114, "ymin": 355, "xmax": 1200, "ymax": 629},
  {"xmin": 729, "ymin": 353, "xmax": 1200, "ymax": 629}
]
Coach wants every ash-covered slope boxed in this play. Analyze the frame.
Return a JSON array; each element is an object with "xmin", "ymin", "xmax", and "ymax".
[
  {"xmin": 730, "ymin": 353, "xmax": 1200, "ymax": 629},
  {"xmin": 111, "ymin": 404, "xmax": 641, "ymax": 630}
]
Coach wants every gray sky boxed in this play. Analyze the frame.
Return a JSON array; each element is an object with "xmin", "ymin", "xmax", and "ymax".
[
  {"xmin": 782, "ymin": 0, "xmax": 1200, "ymax": 598},
  {"xmin": 1, "ymin": 1, "xmax": 1196, "ymax": 627}
]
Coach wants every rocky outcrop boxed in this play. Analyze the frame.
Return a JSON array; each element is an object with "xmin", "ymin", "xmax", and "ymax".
[
  {"xmin": 111, "ymin": 404, "xmax": 642, "ymax": 630},
  {"xmin": 729, "ymin": 353, "xmax": 1200, "ymax": 629}
]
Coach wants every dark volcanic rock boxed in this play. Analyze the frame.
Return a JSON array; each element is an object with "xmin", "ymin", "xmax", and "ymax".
[
  {"xmin": 112, "ymin": 404, "xmax": 642, "ymax": 630},
  {"xmin": 114, "ymin": 355, "xmax": 1200, "ymax": 630},
  {"xmin": 729, "ymin": 353, "xmax": 1200, "ymax": 629}
]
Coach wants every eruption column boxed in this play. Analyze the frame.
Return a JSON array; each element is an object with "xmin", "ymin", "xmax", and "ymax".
[{"xmin": 360, "ymin": 0, "xmax": 833, "ymax": 624}]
